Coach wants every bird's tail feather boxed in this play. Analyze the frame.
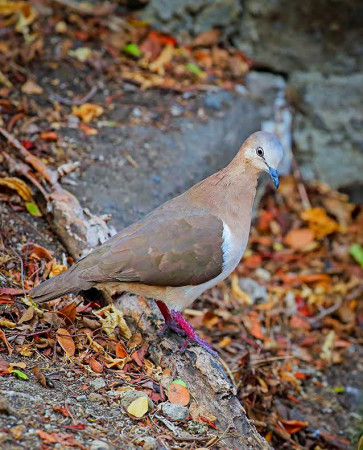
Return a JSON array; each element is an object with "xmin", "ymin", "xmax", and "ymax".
[{"xmin": 29, "ymin": 266, "xmax": 90, "ymax": 303}]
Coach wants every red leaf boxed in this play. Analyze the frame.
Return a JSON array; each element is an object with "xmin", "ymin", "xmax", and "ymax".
[
  {"xmin": 0, "ymin": 287, "xmax": 27, "ymax": 295},
  {"xmin": 53, "ymin": 406, "xmax": 70, "ymax": 417},
  {"xmin": 115, "ymin": 342, "xmax": 128, "ymax": 358}
]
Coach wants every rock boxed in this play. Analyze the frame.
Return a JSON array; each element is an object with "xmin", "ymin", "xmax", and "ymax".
[
  {"xmin": 141, "ymin": 0, "xmax": 242, "ymax": 38},
  {"xmin": 134, "ymin": 436, "xmax": 158, "ymax": 449},
  {"xmin": 289, "ymin": 72, "xmax": 363, "ymax": 190},
  {"xmin": 234, "ymin": 0, "xmax": 362, "ymax": 75},
  {"xmin": 239, "ymin": 278, "xmax": 267, "ymax": 304},
  {"xmin": 203, "ymin": 90, "xmax": 233, "ymax": 111},
  {"xmin": 90, "ymin": 439, "xmax": 110, "ymax": 450},
  {"xmin": 160, "ymin": 402, "xmax": 189, "ymax": 420},
  {"xmin": 120, "ymin": 390, "xmax": 154, "ymax": 411},
  {"xmin": 76, "ymin": 395, "xmax": 87, "ymax": 402},
  {"xmin": 187, "ymin": 419, "xmax": 208, "ymax": 435},
  {"xmin": 88, "ymin": 393, "xmax": 106, "ymax": 403},
  {"xmin": 89, "ymin": 377, "xmax": 106, "ymax": 390}
]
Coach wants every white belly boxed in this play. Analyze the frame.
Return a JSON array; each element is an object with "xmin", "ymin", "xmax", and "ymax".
[{"xmin": 168, "ymin": 223, "xmax": 246, "ymax": 310}]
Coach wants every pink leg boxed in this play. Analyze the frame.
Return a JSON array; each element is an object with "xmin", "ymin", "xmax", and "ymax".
[{"xmin": 155, "ymin": 301, "xmax": 218, "ymax": 358}]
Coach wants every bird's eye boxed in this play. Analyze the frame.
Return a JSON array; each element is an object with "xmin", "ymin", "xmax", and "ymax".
[{"xmin": 256, "ymin": 147, "xmax": 264, "ymax": 157}]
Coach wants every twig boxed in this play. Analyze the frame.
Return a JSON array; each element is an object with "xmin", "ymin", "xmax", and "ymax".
[
  {"xmin": 306, "ymin": 299, "xmax": 343, "ymax": 326},
  {"xmin": 49, "ymin": 85, "xmax": 98, "ymax": 106},
  {"xmin": 51, "ymin": 0, "xmax": 116, "ymax": 17}
]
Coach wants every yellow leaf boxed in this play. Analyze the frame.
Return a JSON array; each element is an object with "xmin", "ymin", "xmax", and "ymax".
[
  {"xmin": 49, "ymin": 263, "xmax": 67, "ymax": 278},
  {"xmin": 68, "ymin": 47, "xmax": 93, "ymax": 62},
  {"xmin": 301, "ymin": 207, "xmax": 340, "ymax": 238},
  {"xmin": 127, "ymin": 396, "xmax": 148, "ymax": 418},
  {"xmin": 0, "ymin": 177, "xmax": 32, "ymax": 201},
  {"xmin": 72, "ymin": 103, "xmax": 104, "ymax": 123},
  {"xmin": 93, "ymin": 304, "xmax": 131, "ymax": 339},
  {"xmin": 230, "ymin": 273, "xmax": 253, "ymax": 305},
  {"xmin": 0, "ymin": 318, "xmax": 16, "ymax": 328}
]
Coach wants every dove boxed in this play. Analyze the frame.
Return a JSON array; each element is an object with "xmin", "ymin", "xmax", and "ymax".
[{"xmin": 30, "ymin": 131, "xmax": 284, "ymax": 356}]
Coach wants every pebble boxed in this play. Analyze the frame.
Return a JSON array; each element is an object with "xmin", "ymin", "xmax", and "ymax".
[
  {"xmin": 120, "ymin": 390, "xmax": 154, "ymax": 411},
  {"xmin": 187, "ymin": 420, "xmax": 208, "ymax": 435},
  {"xmin": 160, "ymin": 402, "xmax": 189, "ymax": 421},
  {"xmin": 134, "ymin": 436, "xmax": 157, "ymax": 449},
  {"xmin": 88, "ymin": 393, "xmax": 106, "ymax": 403},
  {"xmin": 89, "ymin": 377, "xmax": 106, "ymax": 390},
  {"xmin": 90, "ymin": 439, "xmax": 110, "ymax": 450},
  {"xmin": 76, "ymin": 395, "xmax": 87, "ymax": 402}
]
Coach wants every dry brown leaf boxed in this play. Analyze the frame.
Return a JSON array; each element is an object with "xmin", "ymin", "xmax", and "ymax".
[
  {"xmin": 0, "ymin": 177, "xmax": 32, "ymax": 201},
  {"xmin": 190, "ymin": 29, "xmax": 220, "ymax": 48},
  {"xmin": 22, "ymin": 79, "xmax": 43, "ymax": 95},
  {"xmin": 0, "ymin": 329, "xmax": 13, "ymax": 355},
  {"xmin": 88, "ymin": 356, "xmax": 103, "ymax": 373},
  {"xmin": 231, "ymin": 273, "xmax": 253, "ymax": 305},
  {"xmin": 18, "ymin": 307, "xmax": 34, "ymax": 324},
  {"xmin": 56, "ymin": 328, "xmax": 75, "ymax": 357}
]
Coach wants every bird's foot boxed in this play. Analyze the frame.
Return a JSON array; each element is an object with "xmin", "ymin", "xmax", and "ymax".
[
  {"xmin": 170, "ymin": 310, "xmax": 218, "ymax": 358},
  {"xmin": 155, "ymin": 300, "xmax": 218, "ymax": 357}
]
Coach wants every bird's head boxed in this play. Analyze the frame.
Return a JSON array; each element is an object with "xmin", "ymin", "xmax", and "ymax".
[{"xmin": 241, "ymin": 131, "xmax": 284, "ymax": 188}]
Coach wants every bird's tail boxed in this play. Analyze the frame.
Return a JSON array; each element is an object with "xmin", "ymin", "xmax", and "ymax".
[{"xmin": 29, "ymin": 265, "xmax": 91, "ymax": 303}]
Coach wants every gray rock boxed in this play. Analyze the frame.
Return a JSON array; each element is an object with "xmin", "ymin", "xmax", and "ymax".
[
  {"xmin": 120, "ymin": 390, "xmax": 154, "ymax": 411},
  {"xmin": 89, "ymin": 377, "xmax": 106, "ymax": 390},
  {"xmin": 134, "ymin": 436, "xmax": 158, "ymax": 449},
  {"xmin": 187, "ymin": 419, "xmax": 208, "ymax": 435},
  {"xmin": 290, "ymin": 72, "xmax": 363, "ymax": 190},
  {"xmin": 194, "ymin": 0, "xmax": 242, "ymax": 34},
  {"xmin": 239, "ymin": 278, "xmax": 267, "ymax": 303},
  {"xmin": 90, "ymin": 440, "xmax": 110, "ymax": 450},
  {"xmin": 76, "ymin": 395, "xmax": 87, "ymax": 402},
  {"xmin": 234, "ymin": 0, "xmax": 362, "ymax": 75},
  {"xmin": 88, "ymin": 392, "xmax": 106, "ymax": 403},
  {"xmin": 160, "ymin": 402, "xmax": 189, "ymax": 420}
]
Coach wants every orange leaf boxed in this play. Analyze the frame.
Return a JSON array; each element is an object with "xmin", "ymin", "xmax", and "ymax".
[
  {"xmin": 39, "ymin": 131, "xmax": 58, "ymax": 141},
  {"xmin": 301, "ymin": 207, "xmax": 340, "ymax": 238},
  {"xmin": 88, "ymin": 356, "xmax": 103, "ymax": 373},
  {"xmin": 22, "ymin": 242, "xmax": 53, "ymax": 260},
  {"xmin": 284, "ymin": 228, "xmax": 315, "ymax": 249},
  {"xmin": 168, "ymin": 382, "xmax": 190, "ymax": 406},
  {"xmin": 56, "ymin": 328, "xmax": 75, "ymax": 357},
  {"xmin": 278, "ymin": 419, "xmax": 309, "ymax": 434},
  {"xmin": 116, "ymin": 342, "xmax": 128, "ymax": 358},
  {"xmin": 0, "ymin": 329, "xmax": 13, "ymax": 355},
  {"xmin": 58, "ymin": 301, "xmax": 76, "ymax": 323},
  {"xmin": 289, "ymin": 316, "xmax": 311, "ymax": 331}
]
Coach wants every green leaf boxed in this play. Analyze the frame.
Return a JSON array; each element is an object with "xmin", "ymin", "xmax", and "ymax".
[
  {"xmin": 172, "ymin": 379, "xmax": 187, "ymax": 388},
  {"xmin": 123, "ymin": 43, "xmax": 141, "ymax": 57},
  {"xmin": 327, "ymin": 386, "xmax": 346, "ymax": 393},
  {"xmin": 349, "ymin": 243, "xmax": 363, "ymax": 268},
  {"xmin": 185, "ymin": 63, "xmax": 204, "ymax": 77},
  {"xmin": 11, "ymin": 369, "xmax": 29, "ymax": 380},
  {"xmin": 25, "ymin": 202, "xmax": 42, "ymax": 217}
]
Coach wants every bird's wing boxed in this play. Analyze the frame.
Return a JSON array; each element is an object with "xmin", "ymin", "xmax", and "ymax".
[{"xmin": 77, "ymin": 213, "xmax": 224, "ymax": 287}]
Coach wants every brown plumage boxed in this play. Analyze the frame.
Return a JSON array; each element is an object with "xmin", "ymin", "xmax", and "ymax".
[{"xmin": 30, "ymin": 131, "xmax": 284, "ymax": 312}]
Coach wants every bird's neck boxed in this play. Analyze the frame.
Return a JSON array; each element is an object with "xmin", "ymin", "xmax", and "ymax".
[{"xmin": 190, "ymin": 161, "xmax": 260, "ymax": 234}]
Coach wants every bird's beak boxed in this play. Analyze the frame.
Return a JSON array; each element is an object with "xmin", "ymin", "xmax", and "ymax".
[{"xmin": 268, "ymin": 166, "xmax": 279, "ymax": 189}]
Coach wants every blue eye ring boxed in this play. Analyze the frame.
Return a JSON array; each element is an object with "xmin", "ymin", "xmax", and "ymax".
[{"xmin": 256, "ymin": 147, "xmax": 264, "ymax": 157}]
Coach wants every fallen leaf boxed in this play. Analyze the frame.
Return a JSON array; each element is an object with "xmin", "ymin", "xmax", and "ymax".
[
  {"xmin": 123, "ymin": 43, "xmax": 141, "ymax": 57},
  {"xmin": 72, "ymin": 103, "xmax": 104, "ymax": 123},
  {"xmin": 278, "ymin": 419, "xmax": 309, "ymax": 434},
  {"xmin": 18, "ymin": 307, "xmax": 35, "ymax": 324},
  {"xmin": 57, "ymin": 301, "xmax": 76, "ymax": 322},
  {"xmin": 22, "ymin": 242, "xmax": 53, "ymax": 260},
  {"xmin": 127, "ymin": 396, "xmax": 148, "ymax": 418},
  {"xmin": 39, "ymin": 131, "xmax": 58, "ymax": 141},
  {"xmin": 68, "ymin": 47, "xmax": 93, "ymax": 62},
  {"xmin": 56, "ymin": 328, "xmax": 75, "ymax": 357},
  {"xmin": 53, "ymin": 406, "xmax": 70, "ymax": 417},
  {"xmin": 88, "ymin": 356, "xmax": 103, "ymax": 373},
  {"xmin": 0, "ymin": 318, "xmax": 16, "ymax": 328},
  {"xmin": 349, "ymin": 243, "xmax": 363, "ymax": 268},
  {"xmin": 11, "ymin": 369, "xmax": 28, "ymax": 380},
  {"xmin": 22, "ymin": 79, "xmax": 43, "ymax": 95},
  {"xmin": 168, "ymin": 381, "xmax": 190, "ymax": 406},
  {"xmin": 94, "ymin": 304, "xmax": 131, "ymax": 339},
  {"xmin": 31, "ymin": 366, "xmax": 47, "ymax": 387},
  {"xmin": 321, "ymin": 330, "xmax": 336, "ymax": 362},
  {"xmin": 190, "ymin": 29, "xmax": 220, "ymax": 47},
  {"xmin": 301, "ymin": 207, "xmax": 340, "ymax": 238},
  {"xmin": 284, "ymin": 228, "xmax": 315, "ymax": 249},
  {"xmin": 185, "ymin": 62, "xmax": 205, "ymax": 78},
  {"xmin": 231, "ymin": 273, "xmax": 253, "ymax": 305},
  {"xmin": 25, "ymin": 201, "xmax": 42, "ymax": 217},
  {"xmin": 50, "ymin": 263, "xmax": 67, "ymax": 278},
  {"xmin": 116, "ymin": 342, "xmax": 128, "ymax": 358},
  {"xmin": 0, "ymin": 177, "xmax": 32, "ymax": 201}
]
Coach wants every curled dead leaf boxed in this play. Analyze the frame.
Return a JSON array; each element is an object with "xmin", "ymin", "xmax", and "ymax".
[
  {"xmin": 56, "ymin": 328, "xmax": 75, "ymax": 357},
  {"xmin": 0, "ymin": 177, "xmax": 32, "ymax": 201}
]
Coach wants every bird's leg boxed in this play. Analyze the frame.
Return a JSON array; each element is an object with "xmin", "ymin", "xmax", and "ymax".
[
  {"xmin": 171, "ymin": 310, "xmax": 218, "ymax": 358},
  {"xmin": 155, "ymin": 300, "xmax": 184, "ymax": 336},
  {"xmin": 155, "ymin": 301, "xmax": 218, "ymax": 357}
]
